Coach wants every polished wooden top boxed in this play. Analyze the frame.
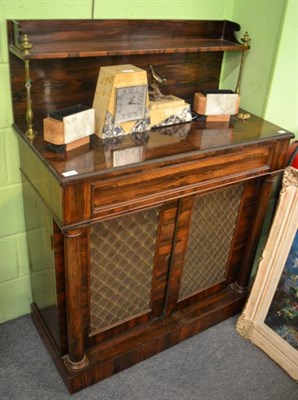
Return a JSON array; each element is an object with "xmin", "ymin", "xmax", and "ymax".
[
  {"xmin": 9, "ymin": 18, "xmax": 286, "ymax": 186},
  {"xmin": 16, "ymin": 113, "xmax": 294, "ymax": 183}
]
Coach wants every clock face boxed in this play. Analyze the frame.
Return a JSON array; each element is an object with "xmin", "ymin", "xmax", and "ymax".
[{"xmin": 115, "ymin": 85, "xmax": 147, "ymax": 123}]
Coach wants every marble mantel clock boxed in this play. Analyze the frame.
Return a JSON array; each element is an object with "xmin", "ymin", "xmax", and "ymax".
[{"xmin": 93, "ymin": 64, "xmax": 150, "ymax": 139}]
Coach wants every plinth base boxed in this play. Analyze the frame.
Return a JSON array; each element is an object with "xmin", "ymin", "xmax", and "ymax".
[{"xmin": 31, "ymin": 285, "xmax": 247, "ymax": 394}]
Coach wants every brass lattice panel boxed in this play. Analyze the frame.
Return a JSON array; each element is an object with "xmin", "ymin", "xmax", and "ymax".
[
  {"xmin": 179, "ymin": 184, "xmax": 244, "ymax": 300},
  {"xmin": 90, "ymin": 207, "xmax": 160, "ymax": 332}
]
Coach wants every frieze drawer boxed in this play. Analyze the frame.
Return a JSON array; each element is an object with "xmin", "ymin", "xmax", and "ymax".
[{"xmin": 91, "ymin": 144, "xmax": 273, "ymax": 219}]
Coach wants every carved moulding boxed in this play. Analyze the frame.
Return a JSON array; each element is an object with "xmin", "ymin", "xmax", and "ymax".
[{"xmin": 236, "ymin": 167, "xmax": 298, "ymax": 381}]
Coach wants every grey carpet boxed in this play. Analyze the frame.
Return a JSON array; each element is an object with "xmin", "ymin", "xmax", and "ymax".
[{"xmin": 0, "ymin": 314, "xmax": 296, "ymax": 400}]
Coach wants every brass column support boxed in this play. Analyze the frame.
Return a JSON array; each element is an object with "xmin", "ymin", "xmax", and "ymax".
[
  {"xmin": 235, "ymin": 32, "xmax": 251, "ymax": 95},
  {"xmin": 20, "ymin": 34, "xmax": 36, "ymax": 141}
]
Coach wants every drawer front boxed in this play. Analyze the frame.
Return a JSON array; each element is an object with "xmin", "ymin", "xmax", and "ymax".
[{"xmin": 92, "ymin": 144, "xmax": 273, "ymax": 219}]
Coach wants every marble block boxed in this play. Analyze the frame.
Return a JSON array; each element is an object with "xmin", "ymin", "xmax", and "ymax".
[
  {"xmin": 150, "ymin": 95, "xmax": 192, "ymax": 128},
  {"xmin": 44, "ymin": 105, "xmax": 95, "ymax": 146},
  {"xmin": 193, "ymin": 90, "xmax": 240, "ymax": 121}
]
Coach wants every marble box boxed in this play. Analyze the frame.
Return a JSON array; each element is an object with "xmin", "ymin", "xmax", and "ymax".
[
  {"xmin": 193, "ymin": 90, "xmax": 240, "ymax": 122},
  {"xmin": 44, "ymin": 105, "xmax": 95, "ymax": 151}
]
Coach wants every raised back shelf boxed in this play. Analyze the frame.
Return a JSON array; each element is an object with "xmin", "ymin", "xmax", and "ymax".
[
  {"xmin": 7, "ymin": 19, "xmax": 249, "ymax": 136},
  {"xmin": 8, "ymin": 19, "xmax": 248, "ymax": 59}
]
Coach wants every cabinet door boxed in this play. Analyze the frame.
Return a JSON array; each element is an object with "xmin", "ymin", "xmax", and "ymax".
[
  {"xmin": 166, "ymin": 181, "xmax": 248, "ymax": 314},
  {"xmin": 88, "ymin": 201, "xmax": 177, "ymax": 344}
]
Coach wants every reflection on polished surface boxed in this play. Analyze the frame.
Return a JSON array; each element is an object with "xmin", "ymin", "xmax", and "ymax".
[
  {"xmin": 24, "ymin": 112, "xmax": 290, "ymax": 180},
  {"xmin": 8, "ymin": 18, "xmax": 295, "ymax": 393}
]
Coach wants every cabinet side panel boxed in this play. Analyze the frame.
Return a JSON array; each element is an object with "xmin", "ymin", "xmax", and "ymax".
[
  {"xmin": 178, "ymin": 183, "xmax": 244, "ymax": 300},
  {"xmin": 22, "ymin": 173, "xmax": 61, "ymax": 351},
  {"xmin": 18, "ymin": 137, "xmax": 63, "ymax": 224},
  {"xmin": 89, "ymin": 206, "xmax": 161, "ymax": 333}
]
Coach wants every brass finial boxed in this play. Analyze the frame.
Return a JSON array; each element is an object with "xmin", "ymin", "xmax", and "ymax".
[
  {"xmin": 235, "ymin": 31, "xmax": 251, "ymax": 95},
  {"xmin": 241, "ymin": 32, "xmax": 251, "ymax": 47},
  {"xmin": 20, "ymin": 34, "xmax": 33, "ymax": 56}
]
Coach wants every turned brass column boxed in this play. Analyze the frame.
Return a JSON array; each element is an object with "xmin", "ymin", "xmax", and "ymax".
[
  {"xmin": 235, "ymin": 32, "xmax": 251, "ymax": 95},
  {"xmin": 20, "ymin": 34, "xmax": 36, "ymax": 141}
]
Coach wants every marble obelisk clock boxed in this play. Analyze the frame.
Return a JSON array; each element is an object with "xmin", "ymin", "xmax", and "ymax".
[{"xmin": 93, "ymin": 65, "xmax": 150, "ymax": 139}]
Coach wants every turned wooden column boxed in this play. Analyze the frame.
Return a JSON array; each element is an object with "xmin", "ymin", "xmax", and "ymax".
[
  {"xmin": 63, "ymin": 228, "xmax": 89, "ymax": 370},
  {"xmin": 233, "ymin": 174, "xmax": 277, "ymax": 294}
]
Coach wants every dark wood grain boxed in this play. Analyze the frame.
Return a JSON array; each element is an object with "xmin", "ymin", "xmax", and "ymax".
[
  {"xmin": 63, "ymin": 228, "xmax": 88, "ymax": 368},
  {"xmin": 165, "ymin": 195, "xmax": 194, "ymax": 315},
  {"xmin": 87, "ymin": 201, "xmax": 178, "ymax": 346},
  {"xmin": 31, "ymin": 285, "xmax": 246, "ymax": 393},
  {"xmin": 9, "ymin": 52, "xmax": 223, "ymax": 134},
  {"xmin": 52, "ymin": 220, "xmax": 68, "ymax": 355},
  {"xmin": 15, "ymin": 114, "xmax": 293, "ymax": 188},
  {"xmin": 8, "ymin": 19, "xmax": 294, "ymax": 393},
  {"xmin": 7, "ymin": 20, "xmax": 245, "ymax": 136},
  {"xmin": 8, "ymin": 20, "xmax": 247, "ymax": 60},
  {"xmin": 233, "ymin": 174, "xmax": 278, "ymax": 292},
  {"xmin": 225, "ymin": 179, "xmax": 262, "ymax": 282}
]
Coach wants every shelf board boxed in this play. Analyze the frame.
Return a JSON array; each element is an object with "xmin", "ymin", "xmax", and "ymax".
[
  {"xmin": 10, "ymin": 38, "xmax": 248, "ymax": 60},
  {"xmin": 8, "ymin": 19, "xmax": 249, "ymax": 60}
]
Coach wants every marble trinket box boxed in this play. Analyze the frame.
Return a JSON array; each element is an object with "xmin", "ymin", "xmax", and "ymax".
[
  {"xmin": 44, "ymin": 104, "xmax": 95, "ymax": 151},
  {"xmin": 193, "ymin": 90, "xmax": 240, "ymax": 122}
]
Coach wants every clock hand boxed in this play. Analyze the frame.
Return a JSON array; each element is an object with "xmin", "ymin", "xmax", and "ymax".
[{"xmin": 128, "ymin": 96, "xmax": 135, "ymax": 105}]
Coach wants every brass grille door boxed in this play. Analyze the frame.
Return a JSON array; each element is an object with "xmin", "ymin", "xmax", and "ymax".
[
  {"xmin": 178, "ymin": 184, "xmax": 244, "ymax": 301},
  {"xmin": 90, "ymin": 206, "xmax": 161, "ymax": 334}
]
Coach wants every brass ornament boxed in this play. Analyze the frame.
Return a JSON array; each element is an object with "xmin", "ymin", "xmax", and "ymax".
[
  {"xmin": 148, "ymin": 64, "xmax": 167, "ymax": 101},
  {"xmin": 237, "ymin": 112, "xmax": 251, "ymax": 122},
  {"xmin": 20, "ymin": 34, "xmax": 36, "ymax": 141},
  {"xmin": 20, "ymin": 34, "xmax": 32, "ymax": 56},
  {"xmin": 235, "ymin": 32, "xmax": 251, "ymax": 95},
  {"xmin": 241, "ymin": 31, "xmax": 251, "ymax": 47}
]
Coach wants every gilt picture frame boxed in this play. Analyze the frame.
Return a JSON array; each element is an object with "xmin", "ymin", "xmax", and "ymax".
[{"xmin": 236, "ymin": 167, "xmax": 298, "ymax": 381}]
